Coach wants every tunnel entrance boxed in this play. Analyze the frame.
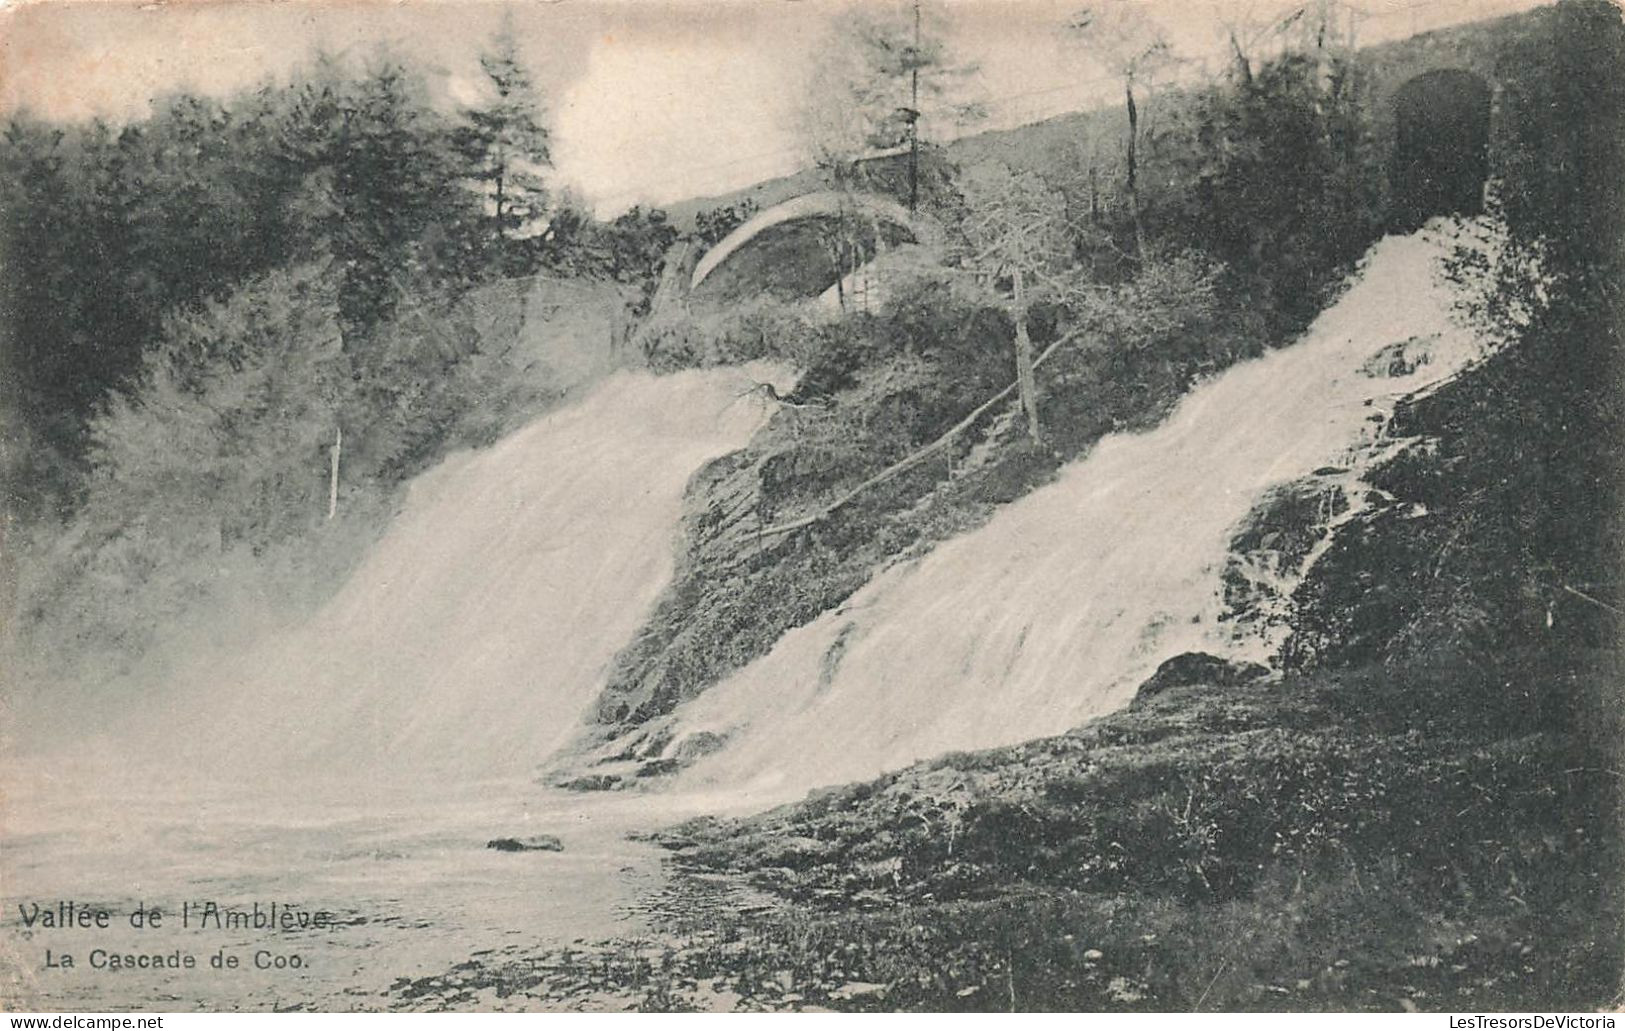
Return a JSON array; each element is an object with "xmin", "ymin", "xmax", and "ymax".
[{"xmin": 1390, "ymin": 69, "xmax": 1491, "ymax": 230}]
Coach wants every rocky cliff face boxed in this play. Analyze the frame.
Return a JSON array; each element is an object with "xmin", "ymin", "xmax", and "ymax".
[
  {"xmin": 594, "ymin": 444, "xmax": 781, "ymax": 724},
  {"xmin": 550, "ymin": 217, "xmax": 1517, "ymax": 802}
]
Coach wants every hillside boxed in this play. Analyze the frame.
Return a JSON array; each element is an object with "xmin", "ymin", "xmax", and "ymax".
[
  {"xmin": 547, "ymin": 2, "xmax": 1612, "ymax": 787},
  {"xmin": 387, "ymin": 204, "xmax": 1625, "ymax": 1009},
  {"xmin": 562, "ymin": 220, "xmax": 1512, "ymax": 795},
  {"xmin": 387, "ymin": 1, "xmax": 1625, "ymax": 1012},
  {"xmin": 662, "ymin": 6, "xmax": 1531, "ymax": 236}
]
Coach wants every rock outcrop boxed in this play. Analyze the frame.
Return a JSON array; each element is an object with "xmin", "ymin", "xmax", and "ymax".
[{"xmin": 1133, "ymin": 652, "xmax": 1270, "ymax": 704}]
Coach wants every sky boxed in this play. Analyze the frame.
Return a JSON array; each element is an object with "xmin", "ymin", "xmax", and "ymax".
[{"xmin": 0, "ymin": 0, "xmax": 1540, "ymax": 214}]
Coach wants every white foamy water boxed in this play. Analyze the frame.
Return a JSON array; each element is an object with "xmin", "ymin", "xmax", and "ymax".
[
  {"xmin": 157, "ymin": 364, "xmax": 786, "ymax": 781},
  {"xmin": 4, "ymin": 364, "xmax": 785, "ymax": 1010},
  {"xmin": 1, "ymin": 759, "xmax": 705, "ymax": 1011},
  {"xmin": 664, "ymin": 219, "xmax": 1505, "ymax": 803}
]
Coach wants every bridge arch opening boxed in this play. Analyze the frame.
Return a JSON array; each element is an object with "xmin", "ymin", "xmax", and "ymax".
[
  {"xmin": 1390, "ymin": 69, "xmax": 1492, "ymax": 230},
  {"xmin": 689, "ymin": 192, "xmax": 933, "ymax": 303}
]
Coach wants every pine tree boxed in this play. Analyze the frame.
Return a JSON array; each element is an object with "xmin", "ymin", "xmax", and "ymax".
[
  {"xmin": 1067, "ymin": 5, "xmax": 1177, "ymax": 265},
  {"xmin": 455, "ymin": 14, "xmax": 552, "ymax": 262},
  {"xmin": 799, "ymin": 0, "xmax": 978, "ymax": 203},
  {"xmin": 331, "ymin": 54, "xmax": 474, "ymax": 343}
]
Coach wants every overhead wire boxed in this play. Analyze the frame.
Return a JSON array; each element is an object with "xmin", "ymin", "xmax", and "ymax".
[{"xmin": 581, "ymin": 0, "xmax": 1536, "ymax": 212}]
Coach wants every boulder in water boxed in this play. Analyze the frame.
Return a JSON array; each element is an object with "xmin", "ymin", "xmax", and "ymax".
[
  {"xmin": 1361, "ymin": 335, "xmax": 1436, "ymax": 378},
  {"xmin": 486, "ymin": 835, "xmax": 564, "ymax": 853},
  {"xmin": 635, "ymin": 758, "xmax": 684, "ymax": 778},
  {"xmin": 554, "ymin": 773, "xmax": 621, "ymax": 792},
  {"xmin": 1134, "ymin": 652, "xmax": 1269, "ymax": 704}
]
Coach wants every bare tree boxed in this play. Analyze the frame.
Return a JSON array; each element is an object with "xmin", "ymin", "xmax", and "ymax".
[
  {"xmin": 1068, "ymin": 4, "xmax": 1176, "ymax": 265},
  {"xmin": 956, "ymin": 161, "xmax": 1074, "ymax": 445}
]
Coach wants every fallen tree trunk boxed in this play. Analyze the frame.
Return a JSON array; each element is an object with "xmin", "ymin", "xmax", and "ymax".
[{"xmin": 756, "ymin": 325, "xmax": 1092, "ymax": 539}]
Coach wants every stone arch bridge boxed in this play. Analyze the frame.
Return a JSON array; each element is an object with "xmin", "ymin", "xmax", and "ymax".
[
  {"xmin": 671, "ymin": 6, "xmax": 1549, "ymax": 307},
  {"xmin": 682, "ymin": 190, "xmax": 941, "ymax": 306}
]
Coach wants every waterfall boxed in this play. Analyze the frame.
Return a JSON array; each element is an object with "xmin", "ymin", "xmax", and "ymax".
[
  {"xmin": 663, "ymin": 218, "xmax": 1506, "ymax": 803},
  {"xmin": 167, "ymin": 365, "xmax": 786, "ymax": 783}
]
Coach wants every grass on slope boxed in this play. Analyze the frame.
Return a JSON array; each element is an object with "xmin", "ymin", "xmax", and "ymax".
[
  {"xmin": 587, "ymin": 258, "xmax": 1256, "ymax": 733},
  {"xmin": 406, "ymin": 297, "xmax": 1625, "ymax": 1012},
  {"xmin": 388, "ymin": 657, "xmax": 1621, "ymax": 1012}
]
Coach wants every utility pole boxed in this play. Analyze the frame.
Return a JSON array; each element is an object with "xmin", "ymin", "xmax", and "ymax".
[
  {"xmin": 908, "ymin": 0, "xmax": 921, "ymax": 215},
  {"xmin": 328, "ymin": 426, "xmax": 342, "ymax": 520},
  {"xmin": 494, "ymin": 166, "xmax": 506, "ymax": 242},
  {"xmin": 1125, "ymin": 71, "xmax": 1147, "ymax": 265}
]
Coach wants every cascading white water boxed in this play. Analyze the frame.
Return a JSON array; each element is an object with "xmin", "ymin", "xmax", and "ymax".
[
  {"xmin": 165, "ymin": 364, "xmax": 786, "ymax": 783},
  {"xmin": 664, "ymin": 219, "xmax": 1505, "ymax": 803},
  {"xmin": 3, "ymin": 366, "xmax": 796, "ymax": 1011},
  {"xmin": 0, "ymin": 220, "xmax": 1514, "ymax": 1013}
]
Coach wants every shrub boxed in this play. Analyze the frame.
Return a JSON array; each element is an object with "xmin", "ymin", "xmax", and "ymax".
[
  {"xmin": 1169, "ymin": 52, "xmax": 1385, "ymax": 336},
  {"xmin": 14, "ymin": 264, "xmax": 349, "ymax": 674},
  {"xmin": 637, "ymin": 298, "xmax": 823, "ymax": 373}
]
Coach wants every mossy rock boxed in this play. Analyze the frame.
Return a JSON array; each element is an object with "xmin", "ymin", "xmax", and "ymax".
[{"xmin": 1133, "ymin": 652, "xmax": 1271, "ymax": 705}]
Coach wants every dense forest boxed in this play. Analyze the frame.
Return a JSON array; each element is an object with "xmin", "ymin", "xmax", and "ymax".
[
  {"xmin": 583, "ymin": 20, "xmax": 1433, "ymax": 733},
  {"xmin": 0, "ymin": 27, "xmax": 687, "ymax": 512},
  {"xmin": 0, "ymin": 25, "xmax": 688, "ymax": 678},
  {"xmin": 6, "ymin": 0, "xmax": 1621, "ymax": 713},
  {"xmin": 1, "ymin": 2, "xmax": 1383, "ymax": 688}
]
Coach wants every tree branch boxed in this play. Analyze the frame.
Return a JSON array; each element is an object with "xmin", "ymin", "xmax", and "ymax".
[{"xmin": 756, "ymin": 324, "xmax": 1094, "ymax": 538}]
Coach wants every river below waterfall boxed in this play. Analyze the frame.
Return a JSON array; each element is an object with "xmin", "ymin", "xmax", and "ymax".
[
  {"xmin": 1, "ymin": 218, "xmax": 1511, "ymax": 1012},
  {"xmin": 1, "ymin": 758, "xmax": 697, "ymax": 1011}
]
